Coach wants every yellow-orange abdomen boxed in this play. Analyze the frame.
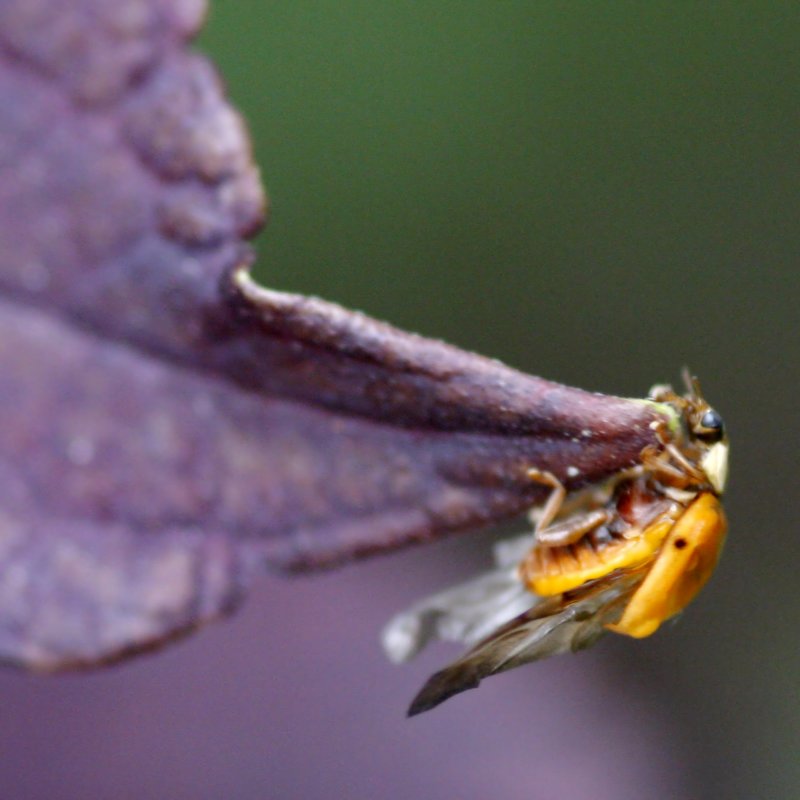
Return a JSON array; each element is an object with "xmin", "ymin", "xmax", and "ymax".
[{"xmin": 521, "ymin": 514, "xmax": 676, "ymax": 597}]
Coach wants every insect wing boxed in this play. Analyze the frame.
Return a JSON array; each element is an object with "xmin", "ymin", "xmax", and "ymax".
[{"xmin": 407, "ymin": 571, "xmax": 643, "ymax": 716}]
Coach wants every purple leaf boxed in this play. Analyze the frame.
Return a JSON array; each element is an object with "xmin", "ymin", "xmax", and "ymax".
[{"xmin": 0, "ymin": 0, "xmax": 665, "ymax": 668}]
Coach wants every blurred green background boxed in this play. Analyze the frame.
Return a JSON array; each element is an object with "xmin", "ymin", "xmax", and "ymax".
[{"xmin": 200, "ymin": 3, "xmax": 799, "ymax": 797}]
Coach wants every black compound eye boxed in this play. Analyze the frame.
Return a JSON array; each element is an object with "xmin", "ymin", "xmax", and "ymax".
[{"xmin": 696, "ymin": 409, "xmax": 725, "ymax": 442}]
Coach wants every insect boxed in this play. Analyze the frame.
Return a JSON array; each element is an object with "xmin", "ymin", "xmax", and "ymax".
[{"xmin": 381, "ymin": 372, "xmax": 729, "ymax": 716}]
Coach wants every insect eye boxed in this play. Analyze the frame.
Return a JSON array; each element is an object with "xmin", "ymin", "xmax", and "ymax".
[{"xmin": 696, "ymin": 409, "xmax": 725, "ymax": 442}]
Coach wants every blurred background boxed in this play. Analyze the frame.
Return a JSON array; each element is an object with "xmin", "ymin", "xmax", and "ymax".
[{"xmin": 2, "ymin": 3, "xmax": 798, "ymax": 798}]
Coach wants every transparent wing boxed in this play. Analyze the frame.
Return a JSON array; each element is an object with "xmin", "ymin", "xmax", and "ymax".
[
  {"xmin": 381, "ymin": 534, "xmax": 535, "ymax": 663},
  {"xmin": 407, "ymin": 571, "xmax": 643, "ymax": 716}
]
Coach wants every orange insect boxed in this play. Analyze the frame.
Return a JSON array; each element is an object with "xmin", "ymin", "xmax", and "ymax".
[{"xmin": 383, "ymin": 373, "xmax": 728, "ymax": 715}]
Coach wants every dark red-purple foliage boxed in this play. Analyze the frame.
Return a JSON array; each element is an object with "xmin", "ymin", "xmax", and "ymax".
[{"xmin": 0, "ymin": 0, "xmax": 663, "ymax": 669}]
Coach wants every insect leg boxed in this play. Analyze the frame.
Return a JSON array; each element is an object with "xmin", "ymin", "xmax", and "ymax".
[
  {"xmin": 641, "ymin": 442, "xmax": 704, "ymax": 488},
  {"xmin": 664, "ymin": 442, "xmax": 706, "ymax": 482},
  {"xmin": 534, "ymin": 508, "xmax": 613, "ymax": 547},
  {"xmin": 526, "ymin": 469, "xmax": 612, "ymax": 546},
  {"xmin": 526, "ymin": 468, "xmax": 566, "ymax": 535}
]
